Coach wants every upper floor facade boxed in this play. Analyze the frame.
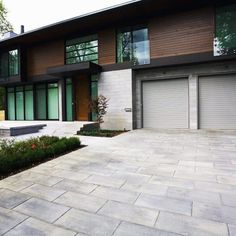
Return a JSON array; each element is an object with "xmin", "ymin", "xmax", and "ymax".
[{"xmin": 0, "ymin": 0, "xmax": 235, "ymax": 85}]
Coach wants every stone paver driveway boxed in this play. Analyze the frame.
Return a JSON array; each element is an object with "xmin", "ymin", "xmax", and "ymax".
[{"xmin": 0, "ymin": 129, "xmax": 236, "ymax": 236}]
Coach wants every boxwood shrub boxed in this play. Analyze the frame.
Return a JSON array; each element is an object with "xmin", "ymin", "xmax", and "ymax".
[{"xmin": 0, "ymin": 136, "xmax": 81, "ymax": 178}]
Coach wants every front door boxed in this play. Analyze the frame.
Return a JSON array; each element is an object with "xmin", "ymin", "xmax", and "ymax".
[{"xmin": 74, "ymin": 75, "xmax": 90, "ymax": 121}]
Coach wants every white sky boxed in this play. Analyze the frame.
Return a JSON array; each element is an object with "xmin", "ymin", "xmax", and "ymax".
[{"xmin": 3, "ymin": 0, "xmax": 132, "ymax": 34}]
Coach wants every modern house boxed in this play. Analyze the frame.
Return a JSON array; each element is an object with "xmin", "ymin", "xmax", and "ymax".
[{"xmin": 0, "ymin": 0, "xmax": 235, "ymax": 130}]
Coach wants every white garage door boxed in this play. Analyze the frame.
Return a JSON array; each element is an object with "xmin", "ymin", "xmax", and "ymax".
[
  {"xmin": 142, "ymin": 79, "xmax": 189, "ymax": 129},
  {"xmin": 199, "ymin": 75, "xmax": 236, "ymax": 129}
]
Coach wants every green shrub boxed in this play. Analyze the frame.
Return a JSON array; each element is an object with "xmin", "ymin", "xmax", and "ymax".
[{"xmin": 0, "ymin": 136, "xmax": 81, "ymax": 178}]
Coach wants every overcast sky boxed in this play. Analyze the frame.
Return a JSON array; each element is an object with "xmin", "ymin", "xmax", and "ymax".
[{"xmin": 3, "ymin": 0, "xmax": 132, "ymax": 34}]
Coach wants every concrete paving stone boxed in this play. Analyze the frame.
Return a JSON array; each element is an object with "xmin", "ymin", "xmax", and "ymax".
[
  {"xmin": 113, "ymin": 222, "xmax": 180, "ymax": 236},
  {"xmin": 91, "ymin": 186, "xmax": 140, "ymax": 204},
  {"xmin": 167, "ymin": 187, "xmax": 221, "ymax": 204},
  {"xmin": 121, "ymin": 182, "xmax": 168, "ymax": 196},
  {"xmin": 84, "ymin": 175, "xmax": 125, "ymax": 188},
  {"xmin": 98, "ymin": 200, "xmax": 158, "ymax": 227},
  {"xmin": 135, "ymin": 193, "xmax": 192, "ymax": 216},
  {"xmin": 218, "ymin": 176, "xmax": 236, "ymax": 186},
  {"xmin": 4, "ymin": 217, "xmax": 77, "ymax": 236},
  {"xmin": 150, "ymin": 175, "xmax": 195, "ymax": 189},
  {"xmin": 112, "ymin": 171, "xmax": 151, "ymax": 184},
  {"xmin": 138, "ymin": 166, "xmax": 175, "ymax": 177},
  {"xmin": 18, "ymin": 171, "xmax": 63, "ymax": 186},
  {"xmin": 55, "ymin": 191, "xmax": 106, "ymax": 213},
  {"xmin": 0, "ymin": 206, "xmax": 28, "ymax": 235},
  {"xmin": 14, "ymin": 198, "xmax": 70, "ymax": 223},
  {"xmin": 193, "ymin": 201, "xmax": 236, "ymax": 225},
  {"xmin": 174, "ymin": 171, "xmax": 217, "ymax": 182},
  {"xmin": 156, "ymin": 211, "xmax": 228, "ymax": 236},
  {"xmin": 0, "ymin": 180, "xmax": 33, "ymax": 192},
  {"xmin": 55, "ymin": 208, "xmax": 120, "ymax": 236},
  {"xmin": 50, "ymin": 169, "xmax": 90, "ymax": 182},
  {"xmin": 221, "ymin": 194, "xmax": 236, "ymax": 207},
  {"xmin": 195, "ymin": 181, "xmax": 236, "ymax": 194},
  {"xmin": 179, "ymin": 161, "xmax": 214, "ymax": 168},
  {"xmin": 229, "ymin": 225, "xmax": 236, "ymax": 236},
  {"xmin": 0, "ymin": 189, "xmax": 30, "ymax": 209},
  {"xmin": 53, "ymin": 179, "xmax": 97, "ymax": 194},
  {"xmin": 106, "ymin": 162, "xmax": 140, "ymax": 172},
  {"xmin": 79, "ymin": 166, "xmax": 116, "ymax": 176},
  {"xmin": 21, "ymin": 184, "xmax": 66, "ymax": 201}
]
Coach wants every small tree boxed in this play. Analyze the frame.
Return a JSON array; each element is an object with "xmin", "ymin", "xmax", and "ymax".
[
  {"xmin": 0, "ymin": 0, "xmax": 13, "ymax": 37},
  {"xmin": 90, "ymin": 95, "xmax": 109, "ymax": 127}
]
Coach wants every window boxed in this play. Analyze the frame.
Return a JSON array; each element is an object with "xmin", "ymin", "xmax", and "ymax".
[
  {"xmin": 0, "ymin": 49, "xmax": 19, "ymax": 78},
  {"xmin": 66, "ymin": 79, "xmax": 73, "ymax": 121},
  {"xmin": 66, "ymin": 35, "xmax": 98, "ymax": 64},
  {"xmin": 47, "ymin": 83, "xmax": 59, "ymax": 120},
  {"xmin": 91, "ymin": 74, "xmax": 98, "ymax": 121},
  {"xmin": 214, "ymin": 4, "xmax": 236, "ymax": 56},
  {"xmin": 117, "ymin": 26, "xmax": 150, "ymax": 65}
]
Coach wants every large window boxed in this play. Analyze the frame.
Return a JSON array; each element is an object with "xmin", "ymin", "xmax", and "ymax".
[
  {"xmin": 117, "ymin": 26, "xmax": 150, "ymax": 65},
  {"xmin": 66, "ymin": 79, "xmax": 73, "ymax": 121},
  {"xmin": 66, "ymin": 35, "xmax": 98, "ymax": 64},
  {"xmin": 0, "ymin": 49, "xmax": 19, "ymax": 78},
  {"xmin": 91, "ymin": 74, "xmax": 98, "ymax": 121},
  {"xmin": 47, "ymin": 83, "xmax": 59, "ymax": 120},
  {"xmin": 214, "ymin": 4, "xmax": 236, "ymax": 56}
]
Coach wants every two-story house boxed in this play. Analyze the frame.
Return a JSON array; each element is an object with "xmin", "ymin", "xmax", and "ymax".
[{"xmin": 0, "ymin": 0, "xmax": 235, "ymax": 130}]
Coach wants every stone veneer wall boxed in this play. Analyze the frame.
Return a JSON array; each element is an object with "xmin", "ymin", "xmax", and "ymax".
[{"xmin": 98, "ymin": 69, "xmax": 133, "ymax": 130}]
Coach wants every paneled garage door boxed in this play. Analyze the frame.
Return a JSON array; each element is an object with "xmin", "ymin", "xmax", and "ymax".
[
  {"xmin": 199, "ymin": 75, "xmax": 236, "ymax": 129},
  {"xmin": 142, "ymin": 79, "xmax": 189, "ymax": 129}
]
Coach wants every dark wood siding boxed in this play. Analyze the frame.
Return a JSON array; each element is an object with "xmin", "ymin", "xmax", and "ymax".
[
  {"xmin": 149, "ymin": 7, "xmax": 214, "ymax": 59},
  {"xmin": 27, "ymin": 40, "xmax": 64, "ymax": 77},
  {"xmin": 98, "ymin": 29, "xmax": 116, "ymax": 65}
]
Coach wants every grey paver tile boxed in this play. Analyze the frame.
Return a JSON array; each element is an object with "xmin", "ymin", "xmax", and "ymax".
[
  {"xmin": 112, "ymin": 171, "xmax": 151, "ymax": 184},
  {"xmin": 229, "ymin": 225, "xmax": 236, "ymax": 236},
  {"xmin": 156, "ymin": 211, "xmax": 228, "ymax": 236},
  {"xmin": 55, "ymin": 208, "xmax": 120, "ymax": 236},
  {"xmin": 135, "ymin": 193, "xmax": 192, "ymax": 216},
  {"xmin": 0, "ymin": 189, "xmax": 30, "ymax": 209},
  {"xmin": 0, "ymin": 180, "xmax": 34, "ymax": 192},
  {"xmin": 221, "ymin": 194, "xmax": 236, "ymax": 207},
  {"xmin": 91, "ymin": 186, "xmax": 139, "ymax": 204},
  {"xmin": 98, "ymin": 200, "xmax": 158, "ymax": 227},
  {"xmin": 55, "ymin": 191, "xmax": 106, "ymax": 213},
  {"xmin": 53, "ymin": 179, "xmax": 97, "ymax": 194},
  {"xmin": 4, "ymin": 217, "xmax": 76, "ymax": 236},
  {"xmin": 113, "ymin": 221, "xmax": 180, "ymax": 236},
  {"xmin": 193, "ymin": 201, "xmax": 236, "ymax": 225},
  {"xmin": 21, "ymin": 184, "xmax": 66, "ymax": 201},
  {"xmin": 14, "ymin": 198, "xmax": 70, "ymax": 223},
  {"xmin": 218, "ymin": 176, "xmax": 236, "ymax": 186},
  {"xmin": 84, "ymin": 175, "xmax": 125, "ymax": 188},
  {"xmin": 167, "ymin": 187, "xmax": 221, "ymax": 204},
  {"xmin": 0, "ymin": 206, "xmax": 28, "ymax": 235},
  {"xmin": 121, "ymin": 182, "xmax": 168, "ymax": 196}
]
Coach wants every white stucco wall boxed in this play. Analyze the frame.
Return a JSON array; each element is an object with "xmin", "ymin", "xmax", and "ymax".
[{"xmin": 98, "ymin": 69, "xmax": 133, "ymax": 130}]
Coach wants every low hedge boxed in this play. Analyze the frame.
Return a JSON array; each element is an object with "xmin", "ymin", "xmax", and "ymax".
[{"xmin": 0, "ymin": 136, "xmax": 81, "ymax": 178}]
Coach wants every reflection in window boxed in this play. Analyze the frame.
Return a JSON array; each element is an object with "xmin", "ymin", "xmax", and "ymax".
[
  {"xmin": 117, "ymin": 26, "xmax": 150, "ymax": 65},
  {"xmin": 214, "ymin": 4, "xmax": 236, "ymax": 56},
  {"xmin": 66, "ymin": 35, "xmax": 98, "ymax": 64}
]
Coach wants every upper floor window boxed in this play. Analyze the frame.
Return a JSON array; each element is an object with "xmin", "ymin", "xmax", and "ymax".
[
  {"xmin": 117, "ymin": 26, "xmax": 150, "ymax": 65},
  {"xmin": 65, "ymin": 35, "xmax": 98, "ymax": 64},
  {"xmin": 0, "ymin": 49, "xmax": 19, "ymax": 78},
  {"xmin": 214, "ymin": 4, "xmax": 236, "ymax": 56}
]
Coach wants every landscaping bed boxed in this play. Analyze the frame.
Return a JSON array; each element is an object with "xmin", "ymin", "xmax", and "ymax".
[
  {"xmin": 77, "ymin": 129, "xmax": 126, "ymax": 137},
  {"xmin": 0, "ymin": 136, "xmax": 81, "ymax": 180}
]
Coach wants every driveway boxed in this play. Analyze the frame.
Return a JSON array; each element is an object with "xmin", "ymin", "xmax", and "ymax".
[{"xmin": 0, "ymin": 129, "xmax": 236, "ymax": 236}]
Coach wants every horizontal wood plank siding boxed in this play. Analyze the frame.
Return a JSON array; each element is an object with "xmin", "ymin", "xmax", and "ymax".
[
  {"xmin": 27, "ymin": 40, "xmax": 64, "ymax": 77},
  {"xmin": 149, "ymin": 7, "xmax": 214, "ymax": 59},
  {"xmin": 98, "ymin": 29, "xmax": 116, "ymax": 65}
]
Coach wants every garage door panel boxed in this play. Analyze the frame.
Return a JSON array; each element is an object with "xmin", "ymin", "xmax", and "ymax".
[
  {"xmin": 143, "ymin": 79, "xmax": 189, "ymax": 129},
  {"xmin": 199, "ymin": 75, "xmax": 236, "ymax": 129}
]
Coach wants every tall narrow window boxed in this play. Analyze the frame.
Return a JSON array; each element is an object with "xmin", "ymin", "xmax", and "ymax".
[
  {"xmin": 48, "ymin": 83, "xmax": 59, "ymax": 120},
  {"xmin": 66, "ymin": 35, "xmax": 98, "ymax": 64},
  {"xmin": 214, "ymin": 4, "xmax": 236, "ymax": 56},
  {"xmin": 25, "ymin": 85, "xmax": 34, "ymax": 120},
  {"xmin": 7, "ymin": 88, "xmax": 15, "ymax": 120},
  {"xmin": 117, "ymin": 26, "xmax": 150, "ymax": 65},
  {"xmin": 35, "ymin": 84, "xmax": 47, "ymax": 120},
  {"xmin": 91, "ymin": 75, "xmax": 98, "ymax": 121},
  {"xmin": 9, "ymin": 50, "xmax": 19, "ymax": 76},
  {"xmin": 16, "ymin": 86, "xmax": 24, "ymax": 120},
  {"xmin": 66, "ymin": 79, "xmax": 73, "ymax": 121}
]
